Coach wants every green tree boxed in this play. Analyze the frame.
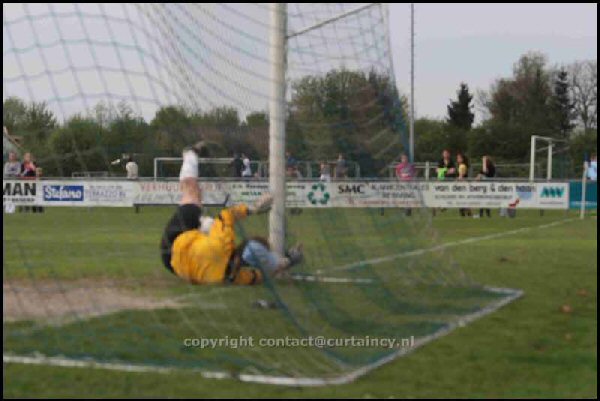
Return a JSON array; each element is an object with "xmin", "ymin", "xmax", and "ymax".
[
  {"xmin": 244, "ymin": 111, "xmax": 268, "ymax": 128},
  {"xmin": 9, "ymin": 100, "xmax": 58, "ymax": 163},
  {"xmin": 289, "ymin": 69, "xmax": 407, "ymax": 176},
  {"xmin": 480, "ymin": 52, "xmax": 556, "ymax": 161},
  {"xmin": 447, "ymin": 82, "xmax": 474, "ymax": 130},
  {"xmin": 150, "ymin": 106, "xmax": 193, "ymax": 156},
  {"xmin": 551, "ymin": 67, "xmax": 575, "ymax": 139},
  {"xmin": 413, "ymin": 118, "xmax": 447, "ymax": 162},
  {"xmin": 3, "ymin": 97, "xmax": 28, "ymax": 133},
  {"xmin": 47, "ymin": 116, "xmax": 108, "ymax": 176}
]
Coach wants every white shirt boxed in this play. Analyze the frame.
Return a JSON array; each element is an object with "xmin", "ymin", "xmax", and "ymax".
[
  {"xmin": 125, "ymin": 161, "xmax": 138, "ymax": 179},
  {"xmin": 242, "ymin": 158, "xmax": 252, "ymax": 177},
  {"xmin": 587, "ymin": 160, "xmax": 597, "ymax": 181},
  {"xmin": 3, "ymin": 161, "xmax": 21, "ymax": 177}
]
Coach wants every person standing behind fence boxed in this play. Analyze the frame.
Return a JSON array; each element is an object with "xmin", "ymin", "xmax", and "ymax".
[
  {"xmin": 231, "ymin": 153, "xmax": 243, "ymax": 178},
  {"xmin": 335, "ymin": 153, "xmax": 348, "ymax": 179},
  {"xmin": 587, "ymin": 153, "xmax": 597, "ymax": 181},
  {"xmin": 396, "ymin": 153, "xmax": 416, "ymax": 216},
  {"xmin": 20, "ymin": 152, "xmax": 36, "ymax": 178},
  {"xmin": 456, "ymin": 152, "xmax": 472, "ymax": 217},
  {"xmin": 241, "ymin": 153, "xmax": 252, "ymax": 178},
  {"xmin": 395, "ymin": 153, "xmax": 416, "ymax": 181},
  {"xmin": 125, "ymin": 156, "xmax": 139, "ymax": 179},
  {"xmin": 3, "ymin": 151, "xmax": 21, "ymax": 177},
  {"xmin": 19, "ymin": 152, "xmax": 36, "ymax": 213},
  {"xmin": 436, "ymin": 149, "xmax": 456, "ymax": 180},
  {"xmin": 476, "ymin": 155, "xmax": 496, "ymax": 217},
  {"xmin": 319, "ymin": 161, "xmax": 331, "ymax": 181}
]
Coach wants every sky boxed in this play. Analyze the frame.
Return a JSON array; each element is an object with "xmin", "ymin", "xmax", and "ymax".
[
  {"xmin": 3, "ymin": 3, "xmax": 598, "ymax": 124},
  {"xmin": 389, "ymin": 3, "xmax": 597, "ymax": 121}
]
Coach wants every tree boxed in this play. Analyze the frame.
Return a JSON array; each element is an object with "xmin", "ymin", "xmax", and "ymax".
[
  {"xmin": 244, "ymin": 111, "xmax": 268, "ymax": 128},
  {"xmin": 413, "ymin": 118, "xmax": 447, "ymax": 162},
  {"xmin": 569, "ymin": 60, "xmax": 597, "ymax": 130},
  {"xmin": 3, "ymin": 97, "xmax": 28, "ymax": 133},
  {"xmin": 479, "ymin": 52, "xmax": 556, "ymax": 161},
  {"xmin": 4, "ymin": 99, "xmax": 58, "ymax": 162},
  {"xmin": 551, "ymin": 67, "xmax": 575, "ymax": 139},
  {"xmin": 47, "ymin": 116, "xmax": 108, "ymax": 176},
  {"xmin": 447, "ymin": 82, "xmax": 474, "ymax": 131},
  {"xmin": 191, "ymin": 106, "xmax": 240, "ymax": 132},
  {"xmin": 289, "ymin": 69, "xmax": 408, "ymax": 176},
  {"xmin": 150, "ymin": 106, "xmax": 193, "ymax": 156},
  {"xmin": 569, "ymin": 129, "xmax": 598, "ymax": 176}
]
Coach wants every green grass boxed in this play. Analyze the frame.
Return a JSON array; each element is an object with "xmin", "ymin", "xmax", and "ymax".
[{"xmin": 3, "ymin": 207, "xmax": 597, "ymax": 398}]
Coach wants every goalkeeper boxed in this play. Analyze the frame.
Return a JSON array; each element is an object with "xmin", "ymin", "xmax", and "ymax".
[{"xmin": 160, "ymin": 143, "xmax": 303, "ymax": 285}]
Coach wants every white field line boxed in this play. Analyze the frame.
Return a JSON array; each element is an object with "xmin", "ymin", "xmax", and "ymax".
[
  {"xmin": 291, "ymin": 275, "xmax": 374, "ymax": 284},
  {"xmin": 2, "ymin": 353, "xmax": 231, "ymax": 380},
  {"xmin": 315, "ymin": 218, "xmax": 576, "ymax": 275}
]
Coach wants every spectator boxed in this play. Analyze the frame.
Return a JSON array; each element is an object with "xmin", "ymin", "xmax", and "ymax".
[
  {"xmin": 587, "ymin": 153, "xmax": 597, "ymax": 181},
  {"xmin": 436, "ymin": 149, "xmax": 456, "ymax": 180},
  {"xmin": 456, "ymin": 152, "xmax": 469, "ymax": 180},
  {"xmin": 19, "ymin": 153, "xmax": 36, "ymax": 213},
  {"xmin": 286, "ymin": 151, "xmax": 297, "ymax": 177},
  {"xmin": 395, "ymin": 153, "xmax": 415, "ymax": 216},
  {"xmin": 456, "ymin": 152, "xmax": 471, "ymax": 217},
  {"xmin": 319, "ymin": 161, "xmax": 331, "ymax": 181},
  {"xmin": 3, "ymin": 151, "xmax": 21, "ymax": 177},
  {"xmin": 231, "ymin": 153, "xmax": 243, "ymax": 178},
  {"xmin": 335, "ymin": 153, "xmax": 348, "ymax": 179},
  {"xmin": 395, "ymin": 153, "xmax": 416, "ymax": 181},
  {"xmin": 20, "ymin": 152, "xmax": 36, "ymax": 178},
  {"xmin": 241, "ymin": 153, "xmax": 252, "ymax": 178},
  {"xmin": 125, "ymin": 156, "xmax": 139, "ymax": 179},
  {"xmin": 476, "ymin": 155, "xmax": 496, "ymax": 218}
]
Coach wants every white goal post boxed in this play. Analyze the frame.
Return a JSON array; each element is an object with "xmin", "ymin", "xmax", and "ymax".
[{"xmin": 529, "ymin": 135, "xmax": 568, "ymax": 182}]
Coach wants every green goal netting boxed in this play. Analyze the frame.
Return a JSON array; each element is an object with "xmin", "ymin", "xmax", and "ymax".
[{"xmin": 3, "ymin": 3, "xmax": 522, "ymax": 385}]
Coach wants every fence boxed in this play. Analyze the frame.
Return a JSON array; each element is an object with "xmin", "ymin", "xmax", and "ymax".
[{"xmin": 4, "ymin": 178, "xmax": 593, "ymax": 211}]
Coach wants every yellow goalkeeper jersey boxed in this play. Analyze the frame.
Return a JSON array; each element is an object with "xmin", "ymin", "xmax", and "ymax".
[{"xmin": 170, "ymin": 204, "xmax": 261, "ymax": 285}]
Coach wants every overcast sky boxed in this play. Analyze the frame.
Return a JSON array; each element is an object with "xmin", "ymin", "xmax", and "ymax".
[
  {"xmin": 389, "ymin": 3, "xmax": 597, "ymax": 120},
  {"xmin": 3, "ymin": 3, "xmax": 598, "ymax": 123}
]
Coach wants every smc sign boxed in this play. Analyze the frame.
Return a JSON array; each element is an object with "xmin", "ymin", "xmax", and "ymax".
[
  {"xmin": 43, "ymin": 185, "xmax": 84, "ymax": 202},
  {"xmin": 338, "ymin": 184, "xmax": 365, "ymax": 194}
]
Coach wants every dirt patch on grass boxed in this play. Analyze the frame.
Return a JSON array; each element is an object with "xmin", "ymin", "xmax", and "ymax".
[{"xmin": 3, "ymin": 279, "xmax": 184, "ymax": 324}]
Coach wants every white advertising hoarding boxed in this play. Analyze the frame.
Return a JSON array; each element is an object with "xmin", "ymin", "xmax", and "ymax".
[{"xmin": 3, "ymin": 180, "xmax": 570, "ymax": 210}]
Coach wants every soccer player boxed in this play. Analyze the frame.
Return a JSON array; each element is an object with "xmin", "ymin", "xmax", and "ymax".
[{"xmin": 160, "ymin": 142, "xmax": 303, "ymax": 285}]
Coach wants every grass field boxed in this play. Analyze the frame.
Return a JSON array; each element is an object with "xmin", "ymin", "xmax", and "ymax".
[{"xmin": 3, "ymin": 206, "xmax": 597, "ymax": 398}]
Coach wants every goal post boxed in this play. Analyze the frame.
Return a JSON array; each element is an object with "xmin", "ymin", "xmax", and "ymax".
[
  {"xmin": 268, "ymin": 2, "xmax": 287, "ymax": 257},
  {"xmin": 529, "ymin": 135, "xmax": 568, "ymax": 181}
]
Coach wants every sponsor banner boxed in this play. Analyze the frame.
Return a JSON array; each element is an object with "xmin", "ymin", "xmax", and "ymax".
[
  {"xmin": 423, "ymin": 181, "xmax": 569, "ymax": 209},
  {"xmin": 330, "ymin": 181, "xmax": 568, "ymax": 209},
  {"xmin": 2, "ymin": 179, "xmax": 570, "ymax": 209},
  {"xmin": 569, "ymin": 181, "xmax": 598, "ymax": 210},
  {"xmin": 3, "ymin": 180, "xmax": 135, "ymax": 207},
  {"xmin": 3, "ymin": 180, "xmax": 38, "ymax": 205}
]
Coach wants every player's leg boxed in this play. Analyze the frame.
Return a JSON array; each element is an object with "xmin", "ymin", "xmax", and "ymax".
[
  {"xmin": 160, "ymin": 145, "xmax": 203, "ymax": 271},
  {"xmin": 179, "ymin": 146, "xmax": 202, "ymax": 206},
  {"xmin": 240, "ymin": 239, "xmax": 303, "ymax": 276},
  {"xmin": 228, "ymin": 240, "xmax": 303, "ymax": 285}
]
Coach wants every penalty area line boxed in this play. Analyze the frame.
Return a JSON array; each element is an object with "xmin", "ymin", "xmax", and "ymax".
[{"xmin": 316, "ymin": 218, "xmax": 576, "ymax": 275}]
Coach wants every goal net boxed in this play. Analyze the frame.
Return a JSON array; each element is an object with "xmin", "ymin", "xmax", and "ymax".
[{"xmin": 3, "ymin": 3, "xmax": 522, "ymax": 385}]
